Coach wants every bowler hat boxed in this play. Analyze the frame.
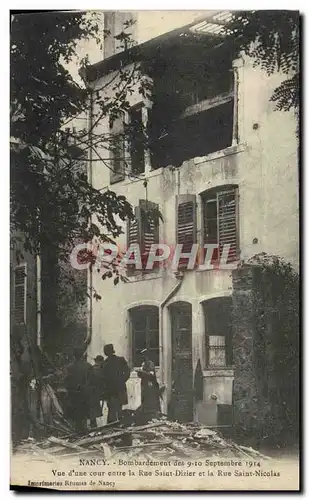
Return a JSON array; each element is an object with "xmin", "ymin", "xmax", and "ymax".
[{"xmin": 104, "ymin": 344, "xmax": 115, "ymax": 356}]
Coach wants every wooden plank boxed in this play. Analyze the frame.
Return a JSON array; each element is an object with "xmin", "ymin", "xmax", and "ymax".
[
  {"xmin": 48, "ymin": 436, "xmax": 84, "ymax": 452},
  {"xmin": 111, "ymin": 441, "xmax": 173, "ymax": 453},
  {"xmin": 75, "ymin": 430, "xmax": 127, "ymax": 447},
  {"xmin": 74, "ymin": 422, "xmax": 167, "ymax": 447}
]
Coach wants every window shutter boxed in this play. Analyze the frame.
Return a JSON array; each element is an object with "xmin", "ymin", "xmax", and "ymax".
[
  {"xmin": 127, "ymin": 206, "xmax": 141, "ymax": 248},
  {"xmin": 14, "ymin": 264, "xmax": 27, "ymax": 325},
  {"xmin": 217, "ymin": 188, "xmax": 238, "ymax": 262},
  {"xmin": 140, "ymin": 200, "xmax": 159, "ymax": 250},
  {"xmin": 176, "ymin": 195, "xmax": 197, "ymax": 269},
  {"xmin": 140, "ymin": 200, "xmax": 159, "ymax": 270},
  {"xmin": 176, "ymin": 194, "xmax": 197, "ymax": 251},
  {"xmin": 110, "ymin": 114, "xmax": 125, "ymax": 184}
]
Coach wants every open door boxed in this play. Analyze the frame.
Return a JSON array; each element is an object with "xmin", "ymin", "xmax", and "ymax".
[{"xmin": 169, "ymin": 302, "xmax": 193, "ymax": 422}]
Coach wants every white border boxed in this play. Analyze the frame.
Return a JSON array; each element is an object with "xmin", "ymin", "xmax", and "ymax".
[{"xmin": 3, "ymin": 4, "xmax": 305, "ymax": 499}]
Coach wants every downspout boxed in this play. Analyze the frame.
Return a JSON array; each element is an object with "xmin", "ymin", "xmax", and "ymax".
[
  {"xmin": 159, "ymin": 270, "xmax": 184, "ymax": 411},
  {"xmin": 85, "ymin": 89, "xmax": 94, "ymax": 348}
]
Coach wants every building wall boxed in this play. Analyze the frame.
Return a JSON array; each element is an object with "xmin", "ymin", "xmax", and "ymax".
[
  {"xmin": 10, "ymin": 235, "xmax": 38, "ymax": 363},
  {"xmin": 87, "ymin": 53, "xmax": 298, "ymax": 422}
]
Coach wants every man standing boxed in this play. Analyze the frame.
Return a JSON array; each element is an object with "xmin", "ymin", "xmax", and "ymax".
[
  {"xmin": 64, "ymin": 348, "xmax": 92, "ymax": 432},
  {"xmin": 89, "ymin": 355, "xmax": 105, "ymax": 428},
  {"xmin": 136, "ymin": 349, "xmax": 161, "ymax": 424},
  {"xmin": 102, "ymin": 344, "xmax": 130, "ymax": 423}
]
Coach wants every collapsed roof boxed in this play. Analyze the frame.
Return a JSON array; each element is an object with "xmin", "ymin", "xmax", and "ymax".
[{"xmin": 83, "ymin": 11, "xmax": 235, "ymax": 83}]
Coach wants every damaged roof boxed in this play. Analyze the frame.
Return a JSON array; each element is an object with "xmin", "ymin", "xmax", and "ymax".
[{"xmin": 83, "ymin": 11, "xmax": 234, "ymax": 83}]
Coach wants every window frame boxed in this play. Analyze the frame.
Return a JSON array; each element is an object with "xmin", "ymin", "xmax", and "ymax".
[
  {"xmin": 203, "ymin": 297, "xmax": 233, "ymax": 369},
  {"xmin": 128, "ymin": 103, "xmax": 146, "ymax": 176},
  {"xmin": 201, "ymin": 185, "xmax": 239, "ymax": 265},
  {"xmin": 130, "ymin": 306, "xmax": 160, "ymax": 368},
  {"xmin": 109, "ymin": 112, "xmax": 126, "ymax": 184},
  {"xmin": 126, "ymin": 199, "xmax": 160, "ymax": 275}
]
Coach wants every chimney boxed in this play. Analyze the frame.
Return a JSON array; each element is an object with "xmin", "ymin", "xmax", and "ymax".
[{"xmin": 104, "ymin": 11, "xmax": 138, "ymax": 59}]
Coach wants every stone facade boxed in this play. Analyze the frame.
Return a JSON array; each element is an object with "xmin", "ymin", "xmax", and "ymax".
[{"xmin": 85, "ymin": 20, "xmax": 299, "ymax": 424}]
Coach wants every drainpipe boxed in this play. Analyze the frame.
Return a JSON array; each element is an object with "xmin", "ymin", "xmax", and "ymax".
[
  {"xmin": 159, "ymin": 271, "xmax": 184, "ymax": 412},
  {"xmin": 85, "ymin": 90, "xmax": 94, "ymax": 349}
]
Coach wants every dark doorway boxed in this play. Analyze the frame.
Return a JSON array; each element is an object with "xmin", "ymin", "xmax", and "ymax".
[{"xmin": 169, "ymin": 302, "xmax": 193, "ymax": 422}]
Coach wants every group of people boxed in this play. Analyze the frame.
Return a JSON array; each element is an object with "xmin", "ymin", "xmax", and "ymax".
[{"xmin": 62, "ymin": 344, "xmax": 162, "ymax": 432}]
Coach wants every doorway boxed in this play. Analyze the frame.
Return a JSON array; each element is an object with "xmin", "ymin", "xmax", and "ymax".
[{"xmin": 169, "ymin": 302, "xmax": 193, "ymax": 422}]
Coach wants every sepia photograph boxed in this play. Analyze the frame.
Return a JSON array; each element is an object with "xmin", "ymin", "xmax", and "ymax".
[{"xmin": 10, "ymin": 9, "xmax": 300, "ymax": 491}]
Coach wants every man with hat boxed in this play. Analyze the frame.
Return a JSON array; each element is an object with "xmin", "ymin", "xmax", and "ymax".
[
  {"xmin": 136, "ymin": 349, "xmax": 161, "ymax": 423},
  {"xmin": 102, "ymin": 344, "xmax": 130, "ymax": 423}
]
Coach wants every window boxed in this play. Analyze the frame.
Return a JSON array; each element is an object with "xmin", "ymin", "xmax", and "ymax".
[
  {"xmin": 130, "ymin": 306, "xmax": 159, "ymax": 366},
  {"xmin": 176, "ymin": 194, "xmax": 197, "ymax": 269},
  {"xmin": 127, "ymin": 199, "xmax": 159, "ymax": 273},
  {"xmin": 14, "ymin": 264, "xmax": 27, "ymax": 325},
  {"xmin": 110, "ymin": 114, "xmax": 125, "ymax": 184},
  {"xmin": 129, "ymin": 105, "xmax": 145, "ymax": 175},
  {"xmin": 202, "ymin": 186, "xmax": 239, "ymax": 264},
  {"xmin": 147, "ymin": 49, "xmax": 235, "ymax": 170},
  {"xmin": 203, "ymin": 297, "xmax": 233, "ymax": 368}
]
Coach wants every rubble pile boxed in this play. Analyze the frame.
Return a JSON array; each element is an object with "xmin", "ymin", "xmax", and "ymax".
[{"xmin": 16, "ymin": 418, "xmax": 270, "ymax": 462}]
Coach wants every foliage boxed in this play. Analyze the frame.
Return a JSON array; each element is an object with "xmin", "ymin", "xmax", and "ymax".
[
  {"xmin": 232, "ymin": 254, "xmax": 299, "ymax": 447},
  {"xmin": 10, "ymin": 11, "xmax": 150, "ymax": 293},
  {"xmin": 227, "ymin": 10, "xmax": 299, "ymax": 111}
]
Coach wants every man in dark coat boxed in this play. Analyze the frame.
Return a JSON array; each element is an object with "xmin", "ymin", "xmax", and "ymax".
[
  {"xmin": 102, "ymin": 344, "xmax": 130, "ymax": 423},
  {"xmin": 136, "ymin": 349, "xmax": 161, "ymax": 424},
  {"xmin": 64, "ymin": 348, "xmax": 92, "ymax": 432},
  {"xmin": 89, "ymin": 355, "xmax": 105, "ymax": 428}
]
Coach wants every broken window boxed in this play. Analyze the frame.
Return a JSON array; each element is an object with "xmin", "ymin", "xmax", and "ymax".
[
  {"xmin": 145, "ymin": 44, "xmax": 235, "ymax": 169},
  {"xmin": 151, "ymin": 100, "xmax": 234, "ymax": 169},
  {"xmin": 202, "ymin": 186, "xmax": 239, "ymax": 264},
  {"xmin": 109, "ymin": 114, "xmax": 125, "ymax": 184},
  {"xmin": 14, "ymin": 264, "xmax": 27, "ymax": 325},
  {"xmin": 130, "ymin": 306, "xmax": 159, "ymax": 367},
  {"xmin": 128, "ymin": 105, "xmax": 145, "ymax": 175},
  {"xmin": 203, "ymin": 297, "xmax": 233, "ymax": 368}
]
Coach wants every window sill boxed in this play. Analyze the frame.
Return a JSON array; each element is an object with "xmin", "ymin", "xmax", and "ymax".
[
  {"xmin": 125, "ymin": 269, "xmax": 163, "ymax": 283},
  {"xmin": 196, "ymin": 260, "xmax": 240, "ymax": 272},
  {"xmin": 203, "ymin": 368, "xmax": 234, "ymax": 377},
  {"xmin": 110, "ymin": 177, "xmax": 125, "ymax": 185},
  {"xmin": 194, "ymin": 143, "xmax": 245, "ymax": 166}
]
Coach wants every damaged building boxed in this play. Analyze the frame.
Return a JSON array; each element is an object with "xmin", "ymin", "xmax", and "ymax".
[{"xmin": 83, "ymin": 12, "xmax": 299, "ymax": 427}]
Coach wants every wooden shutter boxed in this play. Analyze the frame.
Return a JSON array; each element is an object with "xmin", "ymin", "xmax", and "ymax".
[
  {"xmin": 203, "ymin": 196, "xmax": 219, "ymax": 264},
  {"xmin": 110, "ymin": 114, "xmax": 125, "ymax": 184},
  {"xmin": 140, "ymin": 200, "xmax": 159, "ymax": 249},
  {"xmin": 127, "ymin": 206, "xmax": 141, "ymax": 248},
  {"xmin": 217, "ymin": 188, "xmax": 238, "ymax": 262},
  {"xmin": 139, "ymin": 200, "xmax": 159, "ymax": 270},
  {"xmin": 126, "ymin": 206, "xmax": 141, "ymax": 274},
  {"xmin": 127, "ymin": 201, "xmax": 160, "ymax": 273},
  {"xmin": 176, "ymin": 194, "xmax": 197, "ymax": 251},
  {"xmin": 176, "ymin": 195, "xmax": 197, "ymax": 269},
  {"xmin": 14, "ymin": 264, "xmax": 27, "ymax": 325}
]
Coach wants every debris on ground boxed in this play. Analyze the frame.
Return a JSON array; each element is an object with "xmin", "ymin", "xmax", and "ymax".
[{"xmin": 15, "ymin": 417, "xmax": 271, "ymax": 462}]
